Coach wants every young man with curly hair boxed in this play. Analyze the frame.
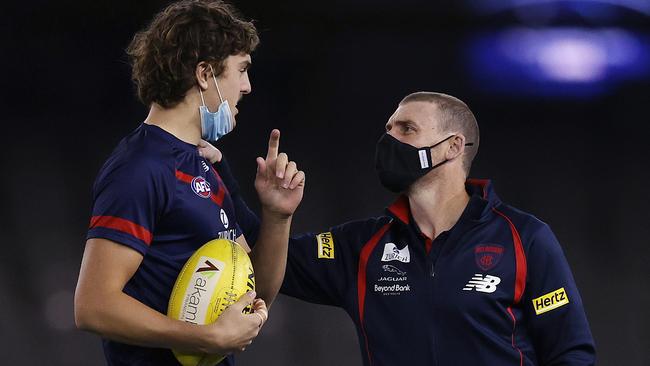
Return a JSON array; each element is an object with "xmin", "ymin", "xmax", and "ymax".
[{"xmin": 74, "ymin": 1, "xmax": 305, "ymax": 365}]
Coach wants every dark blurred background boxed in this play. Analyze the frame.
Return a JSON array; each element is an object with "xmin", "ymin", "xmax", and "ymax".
[{"xmin": 2, "ymin": 0, "xmax": 649, "ymax": 364}]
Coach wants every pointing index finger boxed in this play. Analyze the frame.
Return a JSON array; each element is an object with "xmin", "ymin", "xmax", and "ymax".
[{"xmin": 266, "ymin": 129, "xmax": 280, "ymax": 160}]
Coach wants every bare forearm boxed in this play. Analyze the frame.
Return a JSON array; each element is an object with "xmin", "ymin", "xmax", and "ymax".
[
  {"xmin": 75, "ymin": 290, "xmax": 209, "ymax": 353},
  {"xmin": 74, "ymin": 238, "xmax": 261, "ymax": 355},
  {"xmin": 250, "ymin": 209, "xmax": 292, "ymax": 306}
]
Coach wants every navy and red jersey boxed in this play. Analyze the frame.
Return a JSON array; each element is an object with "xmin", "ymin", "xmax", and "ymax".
[
  {"xmin": 218, "ymin": 160, "xmax": 596, "ymax": 365},
  {"xmin": 87, "ymin": 123, "xmax": 241, "ymax": 366}
]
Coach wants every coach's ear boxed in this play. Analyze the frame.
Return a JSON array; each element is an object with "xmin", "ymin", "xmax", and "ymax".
[
  {"xmin": 195, "ymin": 62, "xmax": 211, "ymax": 91},
  {"xmin": 446, "ymin": 134, "xmax": 466, "ymax": 160}
]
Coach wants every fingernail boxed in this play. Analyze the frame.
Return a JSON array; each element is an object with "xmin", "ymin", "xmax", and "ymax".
[{"xmin": 248, "ymin": 291, "xmax": 256, "ymax": 298}]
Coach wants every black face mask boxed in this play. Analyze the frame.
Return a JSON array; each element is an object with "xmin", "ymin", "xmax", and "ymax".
[{"xmin": 374, "ymin": 133, "xmax": 473, "ymax": 193}]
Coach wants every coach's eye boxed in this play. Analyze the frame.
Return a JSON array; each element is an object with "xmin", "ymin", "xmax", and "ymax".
[{"xmin": 401, "ymin": 125, "xmax": 414, "ymax": 133}]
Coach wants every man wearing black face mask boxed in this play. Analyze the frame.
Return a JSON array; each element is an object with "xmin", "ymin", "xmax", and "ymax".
[{"xmin": 211, "ymin": 92, "xmax": 596, "ymax": 366}]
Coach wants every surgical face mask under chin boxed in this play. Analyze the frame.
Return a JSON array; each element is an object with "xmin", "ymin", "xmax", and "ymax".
[{"xmin": 199, "ymin": 66, "xmax": 233, "ymax": 142}]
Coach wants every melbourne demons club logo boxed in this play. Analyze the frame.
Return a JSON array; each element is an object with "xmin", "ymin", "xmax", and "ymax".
[
  {"xmin": 474, "ymin": 244, "xmax": 504, "ymax": 271},
  {"xmin": 191, "ymin": 176, "xmax": 212, "ymax": 198}
]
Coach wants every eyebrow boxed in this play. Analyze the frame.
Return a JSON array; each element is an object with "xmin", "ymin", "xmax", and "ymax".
[{"xmin": 393, "ymin": 119, "xmax": 419, "ymax": 127}]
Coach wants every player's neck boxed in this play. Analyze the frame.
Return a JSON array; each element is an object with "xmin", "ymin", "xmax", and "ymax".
[
  {"xmin": 144, "ymin": 98, "xmax": 202, "ymax": 146},
  {"xmin": 407, "ymin": 173, "xmax": 469, "ymax": 240}
]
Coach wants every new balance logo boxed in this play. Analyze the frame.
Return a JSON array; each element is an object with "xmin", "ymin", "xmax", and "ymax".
[{"xmin": 462, "ymin": 274, "xmax": 501, "ymax": 293}]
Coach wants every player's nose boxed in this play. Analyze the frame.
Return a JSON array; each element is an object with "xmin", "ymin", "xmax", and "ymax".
[{"xmin": 241, "ymin": 74, "xmax": 251, "ymax": 95}]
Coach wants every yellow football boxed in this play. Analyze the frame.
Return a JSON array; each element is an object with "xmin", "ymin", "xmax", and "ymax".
[{"xmin": 167, "ymin": 238, "xmax": 255, "ymax": 366}]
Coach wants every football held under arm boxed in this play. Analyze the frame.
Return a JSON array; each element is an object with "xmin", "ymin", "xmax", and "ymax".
[
  {"xmin": 75, "ymin": 157, "xmax": 261, "ymax": 355},
  {"xmin": 74, "ymin": 238, "xmax": 240, "ymax": 353}
]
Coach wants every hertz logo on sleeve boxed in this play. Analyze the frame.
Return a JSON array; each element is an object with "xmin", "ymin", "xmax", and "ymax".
[
  {"xmin": 316, "ymin": 232, "xmax": 335, "ymax": 259},
  {"xmin": 532, "ymin": 287, "xmax": 569, "ymax": 315}
]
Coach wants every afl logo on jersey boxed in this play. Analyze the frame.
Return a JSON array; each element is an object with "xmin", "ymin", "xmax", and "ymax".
[
  {"xmin": 219, "ymin": 209, "xmax": 229, "ymax": 229},
  {"xmin": 191, "ymin": 176, "xmax": 212, "ymax": 198}
]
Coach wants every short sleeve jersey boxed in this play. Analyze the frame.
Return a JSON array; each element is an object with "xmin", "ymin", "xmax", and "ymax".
[{"xmin": 86, "ymin": 123, "xmax": 241, "ymax": 365}]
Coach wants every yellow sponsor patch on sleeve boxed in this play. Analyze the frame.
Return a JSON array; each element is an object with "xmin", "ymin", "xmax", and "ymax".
[
  {"xmin": 316, "ymin": 232, "xmax": 335, "ymax": 259},
  {"xmin": 532, "ymin": 287, "xmax": 569, "ymax": 315}
]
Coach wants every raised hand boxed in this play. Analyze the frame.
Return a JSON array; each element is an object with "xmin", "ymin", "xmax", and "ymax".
[{"xmin": 254, "ymin": 129, "xmax": 305, "ymax": 217}]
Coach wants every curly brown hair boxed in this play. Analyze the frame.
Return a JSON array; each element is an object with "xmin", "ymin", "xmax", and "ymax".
[{"xmin": 126, "ymin": 0, "xmax": 259, "ymax": 108}]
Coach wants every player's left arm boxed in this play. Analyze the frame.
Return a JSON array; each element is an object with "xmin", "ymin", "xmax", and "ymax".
[
  {"xmin": 523, "ymin": 224, "xmax": 596, "ymax": 365},
  {"xmin": 200, "ymin": 142, "xmax": 260, "ymax": 246}
]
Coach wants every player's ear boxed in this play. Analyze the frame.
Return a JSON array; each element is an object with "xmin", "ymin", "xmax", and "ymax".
[{"xmin": 195, "ymin": 62, "xmax": 210, "ymax": 91}]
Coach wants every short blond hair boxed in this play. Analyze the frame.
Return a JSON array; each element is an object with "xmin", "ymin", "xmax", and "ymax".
[{"xmin": 400, "ymin": 92, "xmax": 479, "ymax": 176}]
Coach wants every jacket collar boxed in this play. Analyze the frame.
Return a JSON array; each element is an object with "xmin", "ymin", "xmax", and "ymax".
[{"xmin": 386, "ymin": 178, "xmax": 500, "ymax": 226}]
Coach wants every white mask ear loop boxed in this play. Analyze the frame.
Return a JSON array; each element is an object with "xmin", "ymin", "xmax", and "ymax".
[
  {"xmin": 198, "ymin": 65, "xmax": 208, "ymax": 107},
  {"xmin": 209, "ymin": 64, "xmax": 225, "ymax": 103},
  {"xmin": 199, "ymin": 88, "xmax": 207, "ymax": 107}
]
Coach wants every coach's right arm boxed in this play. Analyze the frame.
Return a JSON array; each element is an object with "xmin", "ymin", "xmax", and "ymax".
[{"xmin": 216, "ymin": 156, "xmax": 387, "ymax": 306}]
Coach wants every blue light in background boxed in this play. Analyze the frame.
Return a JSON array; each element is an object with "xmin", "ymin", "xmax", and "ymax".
[
  {"xmin": 469, "ymin": 0, "xmax": 650, "ymax": 17},
  {"xmin": 464, "ymin": 28, "xmax": 650, "ymax": 98}
]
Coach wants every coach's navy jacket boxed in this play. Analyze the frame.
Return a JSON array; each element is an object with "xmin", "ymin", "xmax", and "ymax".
[{"xmin": 217, "ymin": 160, "xmax": 595, "ymax": 366}]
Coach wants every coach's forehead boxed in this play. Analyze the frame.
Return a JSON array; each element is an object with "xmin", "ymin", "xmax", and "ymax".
[{"xmin": 391, "ymin": 101, "xmax": 442, "ymax": 129}]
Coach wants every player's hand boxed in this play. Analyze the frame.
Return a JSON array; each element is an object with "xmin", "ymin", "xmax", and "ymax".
[
  {"xmin": 252, "ymin": 298, "xmax": 268, "ymax": 329},
  {"xmin": 202, "ymin": 291, "xmax": 266, "ymax": 354},
  {"xmin": 197, "ymin": 140, "xmax": 222, "ymax": 164},
  {"xmin": 254, "ymin": 129, "xmax": 305, "ymax": 218}
]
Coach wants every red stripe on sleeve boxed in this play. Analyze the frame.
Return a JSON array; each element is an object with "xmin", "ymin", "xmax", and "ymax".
[
  {"xmin": 493, "ymin": 208, "xmax": 527, "ymax": 304},
  {"xmin": 357, "ymin": 222, "xmax": 392, "ymax": 365},
  {"xmin": 89, "ymin": 215, "xmax": 153, "ymax": 245}
]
